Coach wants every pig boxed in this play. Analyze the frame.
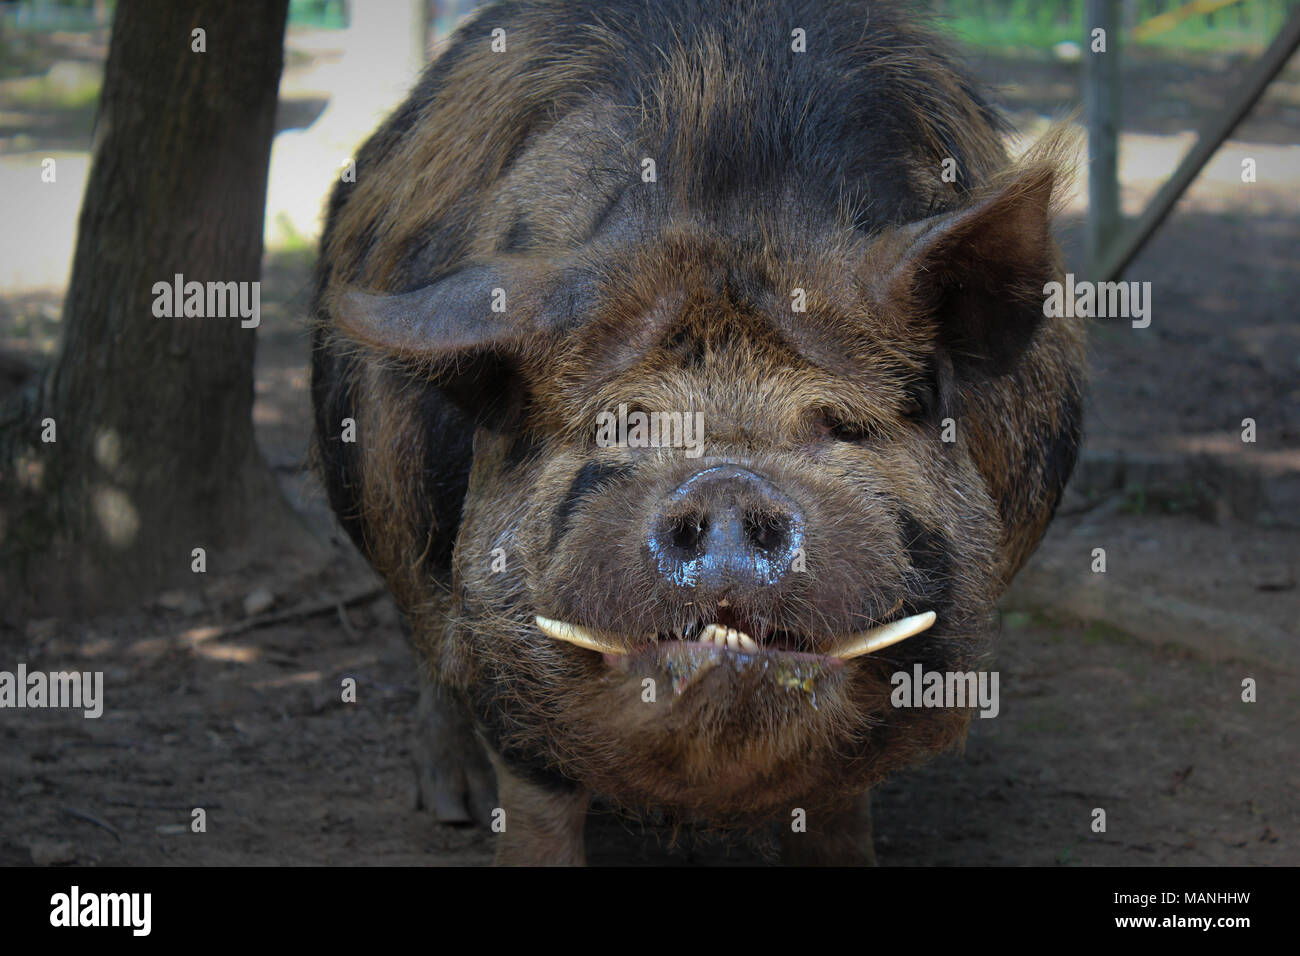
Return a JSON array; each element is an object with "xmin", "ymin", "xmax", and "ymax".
[{"xmin": 310, "ymin": 0, "xmax": 1086, "ymax": 865}]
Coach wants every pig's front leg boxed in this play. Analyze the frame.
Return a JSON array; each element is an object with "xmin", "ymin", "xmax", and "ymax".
[
  {"xmin": 780, "ymin": 791, "xmax": 878, "ymax": 866},
  {"xmin": 487, "ymin": 751, "xmax": 590, "ymax": 866},
  {"xmin": 412, "ymin": 672, "xmax": 498, "ymax": 826}
]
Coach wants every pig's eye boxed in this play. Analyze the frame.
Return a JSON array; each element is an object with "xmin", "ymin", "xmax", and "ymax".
[
  {"xmin": 899, "ymin": 395, "xmax": 927, "ymax": 420},
  {"xmin": 902, "ymin": 373, "xmax": 940, "ymax": 423},
  {"xmin": 816, "ymin": 412, "xmax": 873, "ymax": 444},
  {"xmin": 902, "ymin": 360, "xmax": 945, "ymax": 423}
]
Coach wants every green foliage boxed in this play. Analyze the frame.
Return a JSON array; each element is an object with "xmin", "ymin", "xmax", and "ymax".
[
  {"xmin": 3, "ymin": 69, "xmax": 100, "ymax": 109},
  {"xmin": 924, "ymin": 0, "xmax": 1293, "ymax": 54},
  {"xmin": 4, "ymin": 0, "xmax": 346, "ymax": 34},
  {"xmin": 930, "ymin": 0, "xmax": 1083, "ymax": 52},
  {"xmin": 268, "ymin": 212, "xmax": 317, "ymax": 261},
  {"xmin": 287, "ymin": 0, "xmax": 347, "ymax": 30}
]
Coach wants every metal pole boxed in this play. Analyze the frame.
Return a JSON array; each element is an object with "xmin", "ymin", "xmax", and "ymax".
[
  {"xmin": 1095, "ymin": 4, "xmax": 1300, "ymax": 283},
  {"xmin": 1084, "ymin": 0, "xmax": 1122, "ymax": 278}
]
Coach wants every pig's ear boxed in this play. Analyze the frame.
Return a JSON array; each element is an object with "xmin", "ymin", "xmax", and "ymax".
[
  {"xmin": 886, "ymin": 161, "xmax": 1060, "ymax": 376},
  {"xmin": 332, "ymin": 262, "xmax": 581, "ymax": 369}
]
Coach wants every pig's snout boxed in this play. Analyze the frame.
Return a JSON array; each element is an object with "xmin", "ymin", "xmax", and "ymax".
[{"xmin": 646, "ymin": 465, "xmax": 805, "ymax": 590}]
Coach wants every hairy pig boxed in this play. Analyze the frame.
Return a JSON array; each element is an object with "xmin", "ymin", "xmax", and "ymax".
[{"xmin": 311, "ymin": 0, "xmax": 1086, "ymax": 865}]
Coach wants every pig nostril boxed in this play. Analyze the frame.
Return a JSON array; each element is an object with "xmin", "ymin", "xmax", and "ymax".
[
  {"xmin": 669, "ymin": 514, "xmax": 707, "ymax": 552},
  {"xmin": 744, "ymin": 513, "xmax": 788, "ymax": 554}
]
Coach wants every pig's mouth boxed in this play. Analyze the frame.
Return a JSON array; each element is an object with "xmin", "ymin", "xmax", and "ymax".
[{"xmin": 533, "ymin": 607, "xmax": 936, "ymax": 663}]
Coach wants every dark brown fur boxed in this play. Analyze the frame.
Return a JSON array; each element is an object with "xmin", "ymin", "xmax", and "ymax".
[{"xmin": 311, "ymin": 0, "xmax": 1086, "ymax": 862}]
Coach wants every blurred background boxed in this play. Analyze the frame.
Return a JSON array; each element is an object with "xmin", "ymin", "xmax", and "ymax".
[
  {"xmin": 3, "ymin": 0, "xmax": 1297, "ymax": 286},
  {"xmin": 0, "ymin": 1, "xmax": 1295, "ymax": 866}
]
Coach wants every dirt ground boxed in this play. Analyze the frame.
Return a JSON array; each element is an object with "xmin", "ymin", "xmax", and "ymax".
[{"xmin": 0, "ymin": 36, "xmax": 1296, "ymax": 866}]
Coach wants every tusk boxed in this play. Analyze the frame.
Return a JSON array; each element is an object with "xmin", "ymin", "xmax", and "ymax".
[
  {"xmin": 534, "ymin": 615, "xmax": 626, "ymax": 655},
  {"xmin": 833, "ymin": 611, "xmax": 936, "ymax": 660}
]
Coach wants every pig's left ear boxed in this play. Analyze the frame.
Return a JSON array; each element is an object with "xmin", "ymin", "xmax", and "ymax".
[
  {"xmin": 885, "ymin": 162, "xmax": 1059, "ymax": 376},
  {"xmin": 331, "ymin": 261, "xmax": 585, "ymax": 371}
]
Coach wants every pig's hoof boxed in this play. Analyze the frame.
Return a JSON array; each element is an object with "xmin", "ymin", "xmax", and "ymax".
[
  {"xmin": 412, "ymin": 681, "xmax": 497, "ymax": 826},
  {"xmin": 413, "ymin": 747, "xmax": 497, "ymax": 827}
]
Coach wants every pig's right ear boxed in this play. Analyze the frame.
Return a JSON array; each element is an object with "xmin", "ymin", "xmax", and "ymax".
[{"xmin": 331, "ymin": 262, "xmax": 579, "ymax": 371}]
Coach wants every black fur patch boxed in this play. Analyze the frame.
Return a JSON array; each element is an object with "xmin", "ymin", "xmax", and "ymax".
[
  {"xmin": 1041, "ymin": 381, "xmax": 1085, "ymax": 513},
  {"xmin": 468, "ymin": 685, "xmax": 582, "ymax": 793},
  {"xmin": 416, "ymin": 387, "xmax": 475, "ymax": 576},
  {"xmin": 897, "ymin": 509, "xmax": 955, "ymax": 621},
  {"xmin": 663, "ymin": 327, "xmax": 707, "ymax": 368},
  {"xmin": 501, "ymin": 216, "xmax": 534, "ymax": 252},
  {"xmin": 310, "ymin": 333, "xmax": 368, "ymax": 557},
  {"xmin": 550, "ymin": 461, "xmax": 632, "ymax": 550}
]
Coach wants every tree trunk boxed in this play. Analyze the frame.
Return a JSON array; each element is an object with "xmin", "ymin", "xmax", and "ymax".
[{"xmin": 27, "ymin": 0, "xmax": 297, "ymax": 609}]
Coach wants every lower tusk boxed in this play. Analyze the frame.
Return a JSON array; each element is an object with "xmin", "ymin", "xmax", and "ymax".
[
  {"xmin": 833, "ymin": 611, "xmax": 937, "ymax": 660},
  {"xmin": 534, "ymin": 615, "xmax": 626, "ymax": 655}
]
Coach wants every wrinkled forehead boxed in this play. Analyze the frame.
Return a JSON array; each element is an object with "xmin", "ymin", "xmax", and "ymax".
[{"xmin": 534, "ymin": 224, "xmax": 930, "ymax": 382}]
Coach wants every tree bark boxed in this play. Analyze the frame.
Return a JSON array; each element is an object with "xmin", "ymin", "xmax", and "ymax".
[{"xmin": 21, "ymin": 0, "xmax": 298, "ymax": 610}]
